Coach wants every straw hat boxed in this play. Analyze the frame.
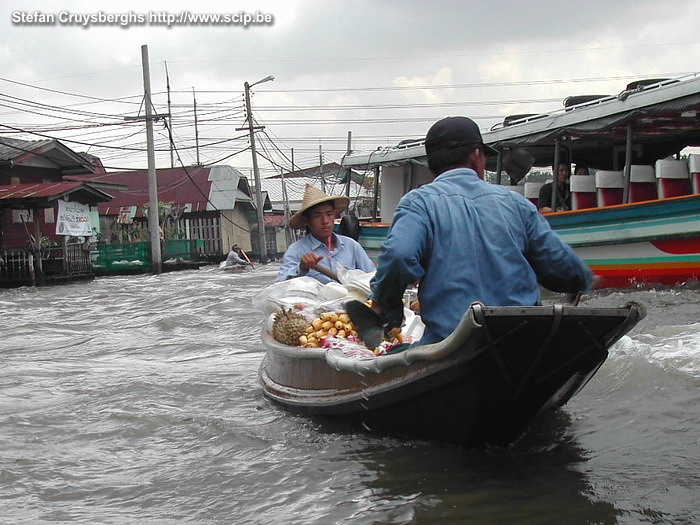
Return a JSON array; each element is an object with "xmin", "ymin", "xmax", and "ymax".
[{"xmin": 289, "ymin": 184, "xmax": 349, "ymax": 228}]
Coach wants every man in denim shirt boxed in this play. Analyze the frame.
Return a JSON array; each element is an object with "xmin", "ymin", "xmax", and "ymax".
[
  {"xmin": 277, "ymin": 185, "xmax": 375, "ymax": 284},
  {"xmin": 370, "ymin": 116, "xmax": 593, "ymax": 345}
]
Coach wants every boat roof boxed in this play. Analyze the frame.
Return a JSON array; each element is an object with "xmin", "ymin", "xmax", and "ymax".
[
  {"xmin": 342, "ymin": 139, "xmax": 427, "ymax": 169},
  {"xmin": 342, "ymin": 74, "xmax": 700, "ymax": 171}
]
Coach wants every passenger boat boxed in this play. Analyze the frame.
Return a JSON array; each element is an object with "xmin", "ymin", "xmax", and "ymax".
[
  {"xmin": 342, "ymin": 74, "xmax": 700, "ymax": 288},
  {"xmin": 259, "ymin": 301, "xmax": 644, "ymax": 447}
]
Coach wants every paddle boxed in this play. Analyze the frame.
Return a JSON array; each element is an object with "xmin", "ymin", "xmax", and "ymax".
[
  {"xmin": 314, "ymin": 264, "xmax": 389, "ymax": 348},
  {"xmin": 313, "ymin": 263, "xmax": 340, "ymax": 283},
  {"xmin": 241, "ymin": 249, "xmax": 255, "ymax": 269},
  {"xmin": 344, "ymin": 299, "xmax": 386, "ymax": 349}
]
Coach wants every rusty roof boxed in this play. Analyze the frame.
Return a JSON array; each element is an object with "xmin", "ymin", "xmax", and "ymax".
[
  {"xmin": 70, "ymin": 165, "xmax": 258, "ymax": 215},
  {"xmin": 0, "ymin": 182, "xmax": 113, "ymax": 206}
]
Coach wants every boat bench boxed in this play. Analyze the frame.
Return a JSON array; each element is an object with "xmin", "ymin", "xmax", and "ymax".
[
  {"xmin": 656, "ymin": 158, "xmax": 691, "ymax": 199},
  {"xmin": 570, "ymin": 175, "xmax": 597, "ymax": 210}
]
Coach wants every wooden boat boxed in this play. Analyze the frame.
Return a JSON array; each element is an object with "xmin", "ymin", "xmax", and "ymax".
[
  {"xmin": 218, "ymin": 261, "xmax": 251, "ymax": 272},
  {"xmin": 259, "ymin": 302, "xmax": 644, "ymax": 447},
  {"xmin": 342, "ymin": 74, "xmax": 700, "ymax": 288}
]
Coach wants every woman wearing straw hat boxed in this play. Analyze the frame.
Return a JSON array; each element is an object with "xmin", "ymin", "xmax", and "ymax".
[{"xmin": 276, "ymin": 184, "xmax": 375, "ymax": 284}]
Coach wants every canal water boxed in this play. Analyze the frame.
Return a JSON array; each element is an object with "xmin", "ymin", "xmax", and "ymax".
[{"xmin": 1, "ymin": 265, "xmax": 698, "ymax": 524}]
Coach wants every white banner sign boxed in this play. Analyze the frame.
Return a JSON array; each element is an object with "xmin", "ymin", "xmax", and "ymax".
[{"xmin": 56, "ymin": 200, "xmax": 91, "ymax": 236}]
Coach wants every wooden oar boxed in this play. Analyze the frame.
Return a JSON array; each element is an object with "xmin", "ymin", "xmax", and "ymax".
[
  {"xmin": 241, "ymin": 249, "xmax": 255, "ymax": 269},
  {"xmin": 345, "ymin": 299, "xmax": 385, "ymax": 349},
  {"xmin": 313, "ymin": 263, "xmax": 339, "ymax": 283},
  {"xmin": 315, "ymin": 265, "xmax": 385, "ymax": 347}
]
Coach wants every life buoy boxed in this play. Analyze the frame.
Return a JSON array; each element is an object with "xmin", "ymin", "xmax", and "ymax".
[{"xmin": 339, "ymin": 212, "xmax": 360, "ymax": 241}]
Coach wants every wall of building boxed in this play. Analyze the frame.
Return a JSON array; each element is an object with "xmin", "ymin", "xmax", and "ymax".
[
  {"xmin": 220, "ymin": 207, "xmax": 252, "ymax": 254},
  {"xmin": 0, "ymin": 206, "xmax": 57, "ymax": 250},
  {"xmin": 0, "ymin": 165, "xmax": 63, "ymax": 185}
]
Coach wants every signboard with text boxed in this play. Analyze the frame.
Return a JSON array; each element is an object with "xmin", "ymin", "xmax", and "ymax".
[{"xmin": 56, "ymin": 200, "xmax": 91, "ymax": 236}]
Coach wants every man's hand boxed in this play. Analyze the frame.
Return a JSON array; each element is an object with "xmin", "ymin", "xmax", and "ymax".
[{"xmin": 299, "ymin": 252, "xmax": 324, "ymax": 271}]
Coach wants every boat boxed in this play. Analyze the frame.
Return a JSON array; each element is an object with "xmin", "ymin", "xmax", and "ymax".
[
  {"xmin": 218, "ymin": 261, "xmax": 252, "ymax": 272},
  {"xmin": 259, "ymin": 301, "xmax": 644, "ymax": 447},
  {"xmin": 220, "ymin": 265, "xmax": 250, "ymax": 273},
  {"xmin": 341, "ymin": 74, "xmax": 700, "ymax": 288}
]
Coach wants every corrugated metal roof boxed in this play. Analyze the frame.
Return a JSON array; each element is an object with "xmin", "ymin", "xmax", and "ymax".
[
  {"xmin": 0, "ymin": 138, "xmax": 53, "ymax": 161},
  {"xmin": 0, "ymin": 182, "xmax": 82, "ymax": 199},
  {"xmin": 278, "ymin": 162, "xmax": 345, "ymax": 179},
  {"xmin": 264, "ymin": 215, "xmax": 287, "ymax": 227},
  {"xmin": 259, "ymin": 176, "xmax": 372, "ymax": 211},
  {"xmin": 70, "ymin": 165, "xmax": 254, "ymax": 215},
  {"xmin": 0, "ymin": 138, "xmax": 96, "ymax": 174},
  {"xmin": 0, "ymin": 182, "xmax": 112, "ymax": 204}
]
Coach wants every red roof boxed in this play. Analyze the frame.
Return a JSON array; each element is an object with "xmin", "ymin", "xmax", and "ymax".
[
  {"xmin": 264, "ymin": 214, "xmax": 287, "ymax": 227},
  {"xmin": 0, "ymin": 182, "xmax": 82, "ymax": 199},
  {"xmin": 0, "ymin": 182, "xmax": 112, "ymax": 204},
  {"xmin": 71, "ymin": 166, "xmax": 217, "ymax": 214}
]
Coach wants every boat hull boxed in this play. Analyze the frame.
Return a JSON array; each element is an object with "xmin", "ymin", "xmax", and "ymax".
[
  {"xmin": 260, "ymin": 303, "xmax": 644, "ymax": 447},
  {"xmin": 357, "ymin": 194, "xmax": 700, "ymax": 288}
]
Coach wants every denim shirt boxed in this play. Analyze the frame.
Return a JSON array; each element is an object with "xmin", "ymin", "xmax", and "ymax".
[
  {"xmin": 370, "ymin": 168, "xmax": 593, "ymax": 345},
  {"xmin": 276, "ymin": 233, "xmax": 376, "ymax": 284}
]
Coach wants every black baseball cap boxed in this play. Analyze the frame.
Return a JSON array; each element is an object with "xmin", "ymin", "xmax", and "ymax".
[{"xmin": 425, "ymin": 116, "xmax": 497, "ymax": 157}]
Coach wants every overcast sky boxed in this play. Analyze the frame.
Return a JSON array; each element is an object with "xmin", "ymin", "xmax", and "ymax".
[{"xmin": 1, "ymin": 0, "xmax": 699, "ymax": 176}]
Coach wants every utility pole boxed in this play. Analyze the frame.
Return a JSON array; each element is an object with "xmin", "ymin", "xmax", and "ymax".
[
  {"xmin": 165, "ymin": 61, "xmax": 174, "ymax": 168},
  {"xmin": 125, "ymin": 45, "xmax": 170, "ymax": 274},
  {"xmin": 280, "ymin": 166, "xmax": 293, "ymax": 247},
  {"xmin": 238, "ymin": 75, "xmax": 274, "ymax": 264},
  {"xmin": 319, "ymin": 144, "xmax": 325, "ymax": 192},
  {"xmin": 193, "ymin": 88, "xmax": 201, "ymax": 166},
  {"xmin": 345, "ymin": 131, "xmax": 352, "ymax": 196}
]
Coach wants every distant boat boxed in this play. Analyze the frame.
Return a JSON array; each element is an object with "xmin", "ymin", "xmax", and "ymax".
[
  {"xmin": 218, "ymin": 261, "xmax": 252, "ymax": 272},
  {"xmin": 259, "ymin": 302, "xmax": 644, "ymax": 447}
]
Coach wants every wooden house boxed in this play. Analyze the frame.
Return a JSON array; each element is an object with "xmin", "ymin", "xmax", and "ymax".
[
  {"xmin": 0, "ymin": 138, "xmax": 112, "ymax": 286},
  {"xmin": 69, "ymin": 165, "xmax": 270, "ymax": 260}
]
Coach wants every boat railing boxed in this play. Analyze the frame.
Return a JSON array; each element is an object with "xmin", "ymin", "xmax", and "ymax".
[{"xmin": 325, "ymin": 304, "xmax": 486, "ymax": 375}]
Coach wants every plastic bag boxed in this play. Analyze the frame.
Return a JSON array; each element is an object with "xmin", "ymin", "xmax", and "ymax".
[
  {"xmin": 323, "ymin": 335, "xmax": 376, "ymax": 359},
  {"xmin": 253, "ymin": 264, "xmax": 375, "ymax": 317},
  {"xmin": 252, "ymin": 277, "xmax": 326, "ymax": 316},
  {"xmin": 336, "ymin": 263, "xmax": 373, "ymax": 299}
]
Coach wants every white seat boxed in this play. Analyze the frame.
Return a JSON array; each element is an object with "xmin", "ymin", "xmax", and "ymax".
[
  {"xmin": 628, "ymin": 165, "xmax": 657, "ymax": 202},
  {"xmin": 524, "ymin": 182, "xmax": 544, "ymax": 207},
  {"xmin": 656, "ymin": 159, "xmax": 690, "ymax": 198},
  {"xmin": 689, "ymin": 154, "xmax": 700, "ymax": 194},
  {"xmin": 595, "ymin": 170, "xmax": 624, "ymax": 206},
  {"xmin": 629, "ymin": 165, "xmax": 655, "ymax": 183},
  {"xmin": 570, "ymin": 175, "xmax": 597, "ymax": 209}
]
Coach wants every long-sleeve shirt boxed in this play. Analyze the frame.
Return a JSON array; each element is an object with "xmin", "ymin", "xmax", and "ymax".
[
  {"xmin": 225, "ymin": 250, "xmax": 248, "ymax": 267},
  {"xmin": 276, "ymin": 233, "xmax": 375, "ymax": 284},
  {"xmin": 538, "ymin": 181, "xmax": 571, "ymax": 211},
  {"xmin": 371, "ymin": 167, "xmax": 593, "ymax": 345}
]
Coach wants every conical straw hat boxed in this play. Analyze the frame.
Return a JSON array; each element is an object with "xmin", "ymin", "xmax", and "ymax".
[{"xmin": 289, "ymin": 184, "xmax": 349, "ymax": 228}]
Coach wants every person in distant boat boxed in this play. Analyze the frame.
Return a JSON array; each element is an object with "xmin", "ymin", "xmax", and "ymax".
[
  {"xmin": 276, "ymin": 184, "xmax": 375, "ymax": 284},
  {"xmin": 538, "ymin": 163, "xmax": 572, "ymax": 213},
  {"xmin": 369, "ymin": 116, "xmax": 593, "ymax": 345},
  {"xmin": 225, "ymin": 244, "xmax": 251, "ymax": 268}
]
